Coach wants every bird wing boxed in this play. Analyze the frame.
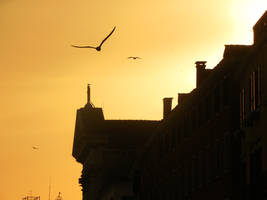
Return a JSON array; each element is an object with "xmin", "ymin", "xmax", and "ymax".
[
  {"xmin": 99, "ymin": 26, "xmax": 116, "ymax": 47},
  {"xmin": 71, "ymin": 45, "xmax": 96, "ymax": 49},
  {"xmin": 128, "ymin": 56, "xmax": 141, "ymax": 59}
]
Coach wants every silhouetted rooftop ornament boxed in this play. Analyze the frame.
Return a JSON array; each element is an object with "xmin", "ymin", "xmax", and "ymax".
[
  {"xmin": 71, "ymin": 26, "xmax": 116, "ymax": 51},
  {"xmin": 85, "ymin": 84, "xmax": 95, "ymax": 108}
]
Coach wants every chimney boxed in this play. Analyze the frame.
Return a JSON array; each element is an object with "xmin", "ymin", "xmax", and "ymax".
[
  {"xmin": 195, "ymin": 61, "xmax": 207, "ymax": 88},
  {"xmin": 163, "ymin": 97, "xmax": 173, "ymax": 119}
]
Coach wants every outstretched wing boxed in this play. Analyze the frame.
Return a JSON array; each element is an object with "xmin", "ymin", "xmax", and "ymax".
[
  {"xmin": 128, "ymin": 56, "xmax": 142, "ymax": 59},
  {"xmin": 99, "ymin": 26, "xmax": 116, "ymax": 47},
  {"xmin": 71, "ymin": 45, "xmax": 96, "ymax": 49}
]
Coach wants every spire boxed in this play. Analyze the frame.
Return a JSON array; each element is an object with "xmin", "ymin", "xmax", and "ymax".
[
  {"xmin": 85, "ymin": 84, "xmax": 94, "ymax": 108},
  {"xmin": 87, "ymin": 84, "xmax": 91, "ymax": 105}
]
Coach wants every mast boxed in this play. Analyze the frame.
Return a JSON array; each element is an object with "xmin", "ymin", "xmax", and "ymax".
[{"xmin": 48, "ymin": 179, "xmax": 51, "ymax": 200}]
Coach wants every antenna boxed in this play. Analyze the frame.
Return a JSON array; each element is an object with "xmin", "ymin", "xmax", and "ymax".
[
  {"xmin": 87, "ymin": 84, "xmax": 91, "ymax": 105},
  {"xmin": 48, "ymin": 178, "xmax": 51, "ymax": 200},
  {"xmin": 85, "ymin": 83, "xmax": 95, "ymax": 108}
]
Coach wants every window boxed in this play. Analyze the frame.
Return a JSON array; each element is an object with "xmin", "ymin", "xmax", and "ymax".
[
  {"xmin": 249, "ymin": 68, "xmax": 261, "ymax": 112},
  {"xmin": 249, "ymin": 76, "xmax": 252, "ymax": 111},
  {"xmin": 184, "ymin": 164, "xmax": 188, "ymax": 195},
  {"xmin": 214, "ymin": 85, "xmax": 221, "ymax": 113},
  {"xmin": 193, "ymin": 155, "xmax": 199, "ymax": 189},
  {"xmin": 159, "ymin": 137, "xmax": 163, "ymax": 158},
  {"xmin": 184, "ymin": 116, "xmax": 189, "ymax": 138},
  {"xmin": 177, "ymin": 127, "xmax": 181, "ymax": 144},
  {"xmin": 184, "ymin": 161, "xmax": 191, "ymax": 195},
  {"xmin": 198, "ymin": 152, "xmax": 203, "ymax": 187},
  {"xmin": 188, "ymin": 162, "xmax": 192, "ymax": 194},
  {"xmin": 191, "ymin": 110, "xmax": 196, "ymax": 131},
  {"xmin": 206, "ymin": 147, "xmax": 212, "ymax": 182},
  {"xmin": 181, "ymin": 164, "xmax": 185, "ymax": 198},
  {"xmin": 202, "ymin": 150, "xmax": 207, "ymax": 185},
  {"xmin": 171, "ymin": 127, "xmax": 176, "ymax": 150},
  {"xmin": 223, "ymin": 77, "xmax": 229, "ymax": 106},
  {"xmin": 198, "ymin": 104, "xmax": 203, "ymax": 126},
  {"xmin": 223, "ymin": 133, "xmax": 231, "ymax": 172},
  {"xmin": 206, "ymin": 96, "xmax": 211, "ymax": 121},
  {"xmin": 215, "ymin": 140, "xmax": 223, "ymax": 176},
  {"xmin": 251, "ymin": 72, "xmax": 256, "ymax": 111},
  {"xmin": 165, "ymin": 133, "xmax": 169, "ymax": 153},
  {"xmin": 255, "ymin": 67, "xmax": 261, "ymax": 109},
  {"xmin": 177, "ymin": 170, "xmax": 182, "ymax": 200},
  {"xmin": 191, "ymin": 157, "xmax": 195, "ymax": 191},
  {"xmin": 240, "ymin": 89, "xmax": 245, "ymax": 128}
]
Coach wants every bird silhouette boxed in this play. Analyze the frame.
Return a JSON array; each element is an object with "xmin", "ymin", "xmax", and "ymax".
[
  {"xmin": 32, "ymin": 146, "xmax": 38, "ymax": 150},
  {"xmin": 71, "ymin": 26, "xmax": 116, "ymax": 51},
  {"xmin": 128, "ymin": 56, "xmax": 141, "ymax": 59}
]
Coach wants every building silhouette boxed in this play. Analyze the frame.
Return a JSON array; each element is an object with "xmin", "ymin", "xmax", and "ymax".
[
  {"xmin": 22, "ymin": 194, "xmax": 40, "ymax": 200},
  {"xmin": 72, "ymin": 10, "xmax": 267, "ymax": 200},
  {"xmin": 133, "ymin": 10, "xmax": 267, "ymax": 200},
  {"xmin": 72, "ymin": 85, "xmax": 159, "ymax": 200}
]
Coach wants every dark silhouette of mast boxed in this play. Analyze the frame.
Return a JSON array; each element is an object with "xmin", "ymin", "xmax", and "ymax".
[{"xmin": 85, "ymin": 84, "xmax": 94, "ymax": 108}]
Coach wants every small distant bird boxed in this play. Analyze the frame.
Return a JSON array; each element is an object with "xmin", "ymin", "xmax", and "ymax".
[
  {"xmin": 128, "ymin": 56, "xmax": 141, "ymax": 60},
  {"xmin": 71, "ymin": 26, "xmax": 116, "ymax": 51},
  {"xmin": 32, "ymin": 146, "xmax": 38, "ymax": 150}
]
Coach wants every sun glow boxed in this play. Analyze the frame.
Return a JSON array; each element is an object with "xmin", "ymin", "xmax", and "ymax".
[{"xmin": 231, "ymin": 1, "xmax": 266, "ymax": 44}]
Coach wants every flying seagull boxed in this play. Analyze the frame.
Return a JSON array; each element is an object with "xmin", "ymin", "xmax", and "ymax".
[
  {"xmin": 71, "ymin": 26, "xmax": 116, "ymax": 51},
  {"xmin": 128, "ymin": 56, "xmax": 141, "ymax": 60}
]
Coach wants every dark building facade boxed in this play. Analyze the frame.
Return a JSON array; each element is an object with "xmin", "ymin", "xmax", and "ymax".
[
  {"xmin": 73, "ymin": 11, "xmax": 267, "ymax": 200},
  {"xmin": 238, "ymin": 11, "xmax": 267, "ymax": 200},
  {"xmin": 72, "ymin": 85, "xmax": 159, "ymax": 200},
  {"xmin": 133, "ymin": 11, "xmax": 267, "ymax": 200}
]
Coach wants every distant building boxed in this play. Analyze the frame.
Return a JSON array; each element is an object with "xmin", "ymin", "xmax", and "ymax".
[
  {"xmin": 22, "ymin": 195, "xmax": 40, "ymax": 200},
  {"xmin": 73, "ymin": 10, "xmax": 267, "ymax": 200}
]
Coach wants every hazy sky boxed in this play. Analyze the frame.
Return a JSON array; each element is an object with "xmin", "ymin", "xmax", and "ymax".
[{"xmin": 0, "ymin": 0, "xmax": 266, "ymax": 200}]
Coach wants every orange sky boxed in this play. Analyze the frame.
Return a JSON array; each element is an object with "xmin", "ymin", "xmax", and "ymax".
[{"xmin": 0, "ymin": 0, "xmax": 266, "ymax": 200}]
